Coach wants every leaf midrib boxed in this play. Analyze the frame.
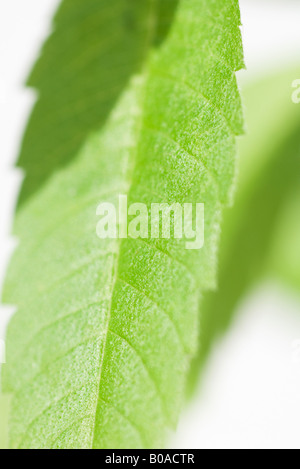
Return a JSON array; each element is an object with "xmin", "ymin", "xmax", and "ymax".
[
  {"xmin": 89, "ymin": 76, "xmax": 147, "ymax": 448},
  {"xmin": 89, "ymin": 0, "xmax": 164, "ymax": 447}
]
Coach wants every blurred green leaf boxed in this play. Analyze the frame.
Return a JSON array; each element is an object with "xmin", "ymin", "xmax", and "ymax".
[
  {"xmin": 2, "ymin": 0, "xmax": 243, "ymax": 449},
  {"xmin": 189, "ymin": 68, "xmax": 300, "ymax": 391},
  {"xmin": 267, "ymin": 186, "xmax": 300, "ymax": 291},
  {"xmin": 0, "ymin": 394, "xmax": 11, "ymax": 449}
]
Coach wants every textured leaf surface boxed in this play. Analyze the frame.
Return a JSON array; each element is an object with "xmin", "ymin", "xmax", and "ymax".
[
  {"xmin": 17, "ymin": 0, "xmax": 179, "ymax": 207},
  {"xmin": 189, "ymin": 68, "xmax": 300, "ymax": 389},
  {"xmin": 3, "ymin": 0, "xmax": 243, "ymax": 449}
]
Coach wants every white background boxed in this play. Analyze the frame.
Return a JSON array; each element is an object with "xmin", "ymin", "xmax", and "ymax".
[{"xmin": 1, "ymin": 0, "xmax": 300, "ymax": 449}]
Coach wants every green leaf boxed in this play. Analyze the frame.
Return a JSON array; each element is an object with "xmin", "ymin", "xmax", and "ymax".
[
  {"xmin": 0, "ymin": 394, "xmax": 11, "ymax": 449},
  {"xmin": 17, "ymin": 0, "xmax": 179, "ymax": 207},
  {"xmin": 188, "ymin": 68, "xmax": 300, "ymax": 391},
  {"xmin": 267, "ymin": 186, "xmax": 300, "ymax": 292},
  {"xmin": 3, "ymin": 0, "xmax": 244, "ymax": 448}
]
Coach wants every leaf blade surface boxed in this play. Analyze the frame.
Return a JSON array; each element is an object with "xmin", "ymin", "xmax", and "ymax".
[{"xmin": 3, "ymin": 0, "xmax": 244, "ymax": 448}]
